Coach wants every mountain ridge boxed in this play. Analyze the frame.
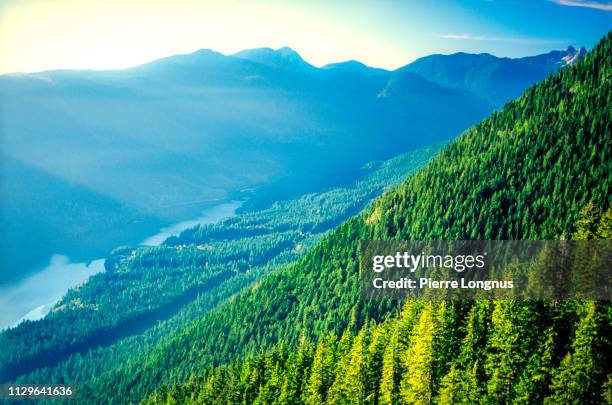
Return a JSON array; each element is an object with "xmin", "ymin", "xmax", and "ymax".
[
  {"xmin": 0, "ymin": 44, "xmax": 586, "ymax": 77},
  {"xmin": 0, "ymin": 41, "xmax": 586, "ymax": 294},
  {"xmin": 400, "ymin": 45, "xmax": 587, "ymax": 107}
]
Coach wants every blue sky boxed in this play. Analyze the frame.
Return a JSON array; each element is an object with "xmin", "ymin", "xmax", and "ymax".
[
  {"xmin": 334, "ymin": 0, "xmax": 611, "ymax": 61},
  {"xmin": 0, "ymin": 0, "xmax": 610, "ymax": 73}
]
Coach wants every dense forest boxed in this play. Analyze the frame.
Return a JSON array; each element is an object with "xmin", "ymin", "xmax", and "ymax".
[
  {"xmin": 0, "ymin": 143, "xmax": 442, "ymax": 383},
  {"xmin": 143, "ymin": 207, "xmax": 611, "ymax": 404},
  {"xmin": 73, "ymin": 31, "xmax": 610, "ymax": 404}
]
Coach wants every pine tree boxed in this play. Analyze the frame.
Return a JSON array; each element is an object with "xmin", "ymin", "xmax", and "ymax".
[
  {"xmin": 327, "ymin": 327, "xmax": 369, "ymax": 404},
  {"xmin": 364, "ymin": 322, "xmax": 388, "ymax": 403},
  {"xmin": 546, "ymin": 301, "xmax": 603, "ymax": 404},
  {"xmin": 436, "ymin": 302, "xmax": 489, "ymax": 404},
  {"xmin": 400, "ymin": 302, "xmax": 441, "ymax": 404},
  {"xmin": 437, "ymin": 364, "xmax": 474, "ymax": 405},
  {"xmin": 596, "ymin": 208, "xmax": 612, "ymax": 239},
  {"xmin": 379, "ymin": 325, "xmax": 399, "ymax": 405},
  {"xmin": 573, "ymin": 203, "xmax": 600, "ymax": 240},
  {"xmin": 485, "ymin": 301, "xmax": 540, "ymax": 403},
  {"xmin": 512, "ymin": 326, "xmax": 556, "ymax": 403},
  {"xmin": 279, "ymin": 336, "xmax": 312, "ymax": 404},
  {"xmin": 303, "ymin": 340, "xmax": 326, "ymax": 404}
]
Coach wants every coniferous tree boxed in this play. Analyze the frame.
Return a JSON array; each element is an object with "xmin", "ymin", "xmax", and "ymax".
[
  {"xmin": 400, "ymin": 302, "xmax": 442, "ymax": 404},
  {"xmin": 546, "ymin": 301, "xmax": 605, "ymax": 404},
  {"xmin": 379, "ymin": 325, "xmax": 400, "ymax": 405}
]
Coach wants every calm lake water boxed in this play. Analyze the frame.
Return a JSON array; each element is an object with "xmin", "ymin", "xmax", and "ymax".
[
  {"xmin": 0, "ymin": 200, "xmax": 241, "ymax": 330},
  {"xmin": 141, "ymin": 200, "xmax": 242, "ymax": 246}
]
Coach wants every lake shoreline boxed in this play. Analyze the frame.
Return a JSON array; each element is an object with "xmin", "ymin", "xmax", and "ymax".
[{"xmin": 0, "ymin": 200, "xmax": 243, "ymax": 330}]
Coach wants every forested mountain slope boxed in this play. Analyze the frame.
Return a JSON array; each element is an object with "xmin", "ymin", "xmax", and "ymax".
[
  {"xmin": 145, "ymin": 208, "xmax": 611, "ymax": 405},
  {"xmin": 83, "ymin": 32, "xmax": 611, "ymax": 404},
  {"xmin": 1, "ymin": 144, "xmax": 443, "ymax": 385}
]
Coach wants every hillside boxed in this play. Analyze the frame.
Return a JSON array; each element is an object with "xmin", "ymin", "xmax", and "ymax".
[
  {"xmin": 0, "ymin": 144, "xmax": 444, "ymax": 383},
  {"xmin": 73, "ymin": 32, "xmax": 612, "ymax": 404}
]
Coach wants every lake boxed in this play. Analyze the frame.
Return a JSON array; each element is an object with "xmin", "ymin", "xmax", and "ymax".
[
  {"xmin": 0, "ymin": 200, "xmax": 242, "ymax": 330},
  {"xmin": 141, "ymin": 200, "xmax": 242, "ymax": 246}
]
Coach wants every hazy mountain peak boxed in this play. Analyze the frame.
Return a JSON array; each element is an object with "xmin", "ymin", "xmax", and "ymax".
[
  {"xmin": 130, "ymin": 48, "xmax": 227, "ymax": 72},
  {"xmin": 276, "ymin": 46, "xmax": 302, "ymax": 60},
  {"xmin": 322, "ymin": 60, "xmax": 388, "ymax": 74},
  {"xmin": 191, "ymin": 48, "xmax": 223, "ymax": 56},
  {"xmin": 323, "ymin": 60, "xmax": 368, "ymax": 69},
  {"xmin": 232, "ymin": 46, "xmax": 313, "ymax": 69}
]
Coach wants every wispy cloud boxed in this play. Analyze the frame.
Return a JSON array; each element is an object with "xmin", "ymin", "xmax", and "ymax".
[
  {"xmin": 550, "ymin": 0, "xmax": 612, "ymax": 11},
  {"xmin": 438, "ymin": 34, "xmax": 564, "ymax": 45}
]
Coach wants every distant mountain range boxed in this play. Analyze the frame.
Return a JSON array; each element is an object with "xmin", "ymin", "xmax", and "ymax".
[
  {"xmin": 401, "ymin": 46, "xmax": 587, "ymax": 107},
  {"xmin": 0, "ymin": 44, "xmax": 585, "ymax": 283}
]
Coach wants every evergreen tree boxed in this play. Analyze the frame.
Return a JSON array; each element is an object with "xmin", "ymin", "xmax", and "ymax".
[
  {"xmin": 546, "ymin": 301, "xmax": 605, "ymax": 404},
  {"xmin": 400, "ymin": 302, "xmax": 441, "ymax": 404},
  {"xmin": 379, "ymin": 325, "xmax": 399, "ymax": 405},
  {"xmin": 327, "ymin": 327, "xmax": 369, "ymax": 404}
]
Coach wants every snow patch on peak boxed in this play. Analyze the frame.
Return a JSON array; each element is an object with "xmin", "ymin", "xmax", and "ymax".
[{"xmin": 562, "ymin": 46, "xmax": 587, "ymax": 66}]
